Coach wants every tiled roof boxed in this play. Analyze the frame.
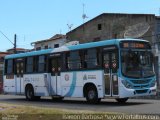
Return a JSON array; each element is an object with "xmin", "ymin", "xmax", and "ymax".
[
  {"xmin": 31, "ymin": 34, "xmax": 66, "ymax": 45},
  {"xmin": 0, "ymin": 52, "xmax": 9, "ymax": 57}
]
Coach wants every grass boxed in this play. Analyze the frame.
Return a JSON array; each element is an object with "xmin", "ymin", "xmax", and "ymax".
[
  {"xmin": 1, "ymin": 103, "xmax": 154, "ymax": 120},
  {"xmin": 0, "ymin": 103, "xmax": 118, "ymax": 120}
]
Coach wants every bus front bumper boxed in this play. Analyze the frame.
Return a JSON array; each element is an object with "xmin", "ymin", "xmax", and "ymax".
[{"xmin": 119, "ymin": 85, "xmax": 157, "ymax": 98}]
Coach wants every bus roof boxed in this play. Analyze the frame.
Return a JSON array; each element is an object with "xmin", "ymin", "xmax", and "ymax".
[
  {"xmin": 5, "ymin": 38, "xmax": 149, "ymax": 59},
  {"xmin": 5, "ymin": 49, "xmax": 53, "ymax": 59}
]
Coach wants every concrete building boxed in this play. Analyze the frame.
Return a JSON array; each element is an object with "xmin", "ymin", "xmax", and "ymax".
[
  {"xmin": 67, "ymin": 13, "xmax": 157, "ymax": 44},
  {"xmin": 31, "ymin": 34, "xmax": 66, "ymax": 50}
]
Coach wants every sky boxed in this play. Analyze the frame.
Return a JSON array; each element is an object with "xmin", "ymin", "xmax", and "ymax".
[{"xmin": 0, "ymin": 0, "xmax": 160, "ymax": 51}]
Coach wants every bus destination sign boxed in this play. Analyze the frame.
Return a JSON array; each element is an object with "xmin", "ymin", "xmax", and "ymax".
[{"xmin": 120, "ymin": 41, "xmax": 151, "ymax": 49}]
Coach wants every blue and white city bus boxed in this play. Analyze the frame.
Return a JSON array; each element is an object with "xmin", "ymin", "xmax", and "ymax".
[{"xmin": 3, "ymin": 39, "xmax": 157, "ymax": 103}]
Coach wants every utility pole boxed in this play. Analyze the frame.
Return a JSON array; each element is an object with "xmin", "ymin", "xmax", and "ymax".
[
  {"xmin": 14, "ymin": 34, "xmax": 17, "ymax": 54},
  {"xmin": 82, "ymin": 3, "xmax": 88, "ymax": 32}
]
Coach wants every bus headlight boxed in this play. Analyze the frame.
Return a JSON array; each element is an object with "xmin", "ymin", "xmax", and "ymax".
[
  {"xmin": 121, "ymin": 80, "xmax": 132, "ymax": 89},
  {"xmin": 150, "ymin": 80, "xmax": 156, "ymax": 87}
]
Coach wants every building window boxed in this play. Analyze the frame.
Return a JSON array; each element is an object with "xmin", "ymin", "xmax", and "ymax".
[
  {"xmin": 45, "ymin": 46, "xmax": 48, "ymax": 49},
  {"xmin": 36, "ymin": 47, "xmax": 41, "ymax": 51},
  {"xmin": 54, "ymin": 44, "xmax": 59, "ymax": 48},
  {"xmin": 98, "ymin": 24, "xmax": 102, "ymax": 30}
]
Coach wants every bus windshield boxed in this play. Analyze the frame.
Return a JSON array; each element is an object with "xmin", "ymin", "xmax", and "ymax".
[{"xmin": 121, "ymin": 50, "xmax": 155, "ymax": 78}]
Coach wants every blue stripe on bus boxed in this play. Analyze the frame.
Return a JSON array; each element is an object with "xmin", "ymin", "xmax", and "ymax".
[{"xmin": 65, "ymin": 72, "xmax": 77, "ymax": 97}]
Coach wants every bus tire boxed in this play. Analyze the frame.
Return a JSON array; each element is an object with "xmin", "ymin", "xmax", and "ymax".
[
  {"xmin": 25, "ymin": 85, "xmax": 35, "ymax": 101},
  {"xmin": 116, "ymin": 98, "xmax": 128, "ymax": 103},
  {"xmin": 85, "ymin": 86, "xmax": 100, "ymax": 104}
]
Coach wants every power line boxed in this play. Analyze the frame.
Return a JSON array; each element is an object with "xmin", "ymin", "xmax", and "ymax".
[
  {"xmin": 0, "ymin": 31, "xmax": 17, "ymax": 53},
  {"xmin": 0, "ymin": 30, "xmax": 14, "ymax": 45}
]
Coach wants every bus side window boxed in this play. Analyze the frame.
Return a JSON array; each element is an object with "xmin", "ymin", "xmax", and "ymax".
[
  {"xmin": 4, "ymin": 60, "xmax": 7, "ymax": 74},
  {"xmin": 79, "ymin": 50, "xmax": 86, "ymax": 69},
  {"xmin": 26, "ymin": 57, "xmax": 34, "ymax": 73},
  {"xmin": 96, "ymin": 48, "xmax": 101, "ymax": 67},
  {"xmin": 82, "ymin": 50, "xmax": 87, "ymax": 68},
  {"xmin": 66, "ymin": 52, "xmax": 70, "ymax": 70},
  {"xmin": 67, "ymin": 51, "xmax": 81, "ymax": 70},
  {"xmin": 6, "ymin": 59, "xmax": 14, "ymax": 74},
  {"xmin": 85, "ymin": 48, "xmax": 99, "ymax": 69},
  {"xmin": 38, "ymin": 55, "xmax": 46, "ymax": 72},
  {"xmin": 61, "ymin": 53, "xmax": 67, "ymax": 71}
]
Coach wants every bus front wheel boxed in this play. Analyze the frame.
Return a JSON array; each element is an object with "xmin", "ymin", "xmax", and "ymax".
[
  {"xmin": 85, "ymin": 86, "xmax": 101, "ymax": 104},
  {"xmin": 115, "ymin": 98, "xmax": 128, "ymax": 103}
]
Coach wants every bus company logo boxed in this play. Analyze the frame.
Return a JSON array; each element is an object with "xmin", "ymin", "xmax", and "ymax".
[
  {"xmin": 83, "ymin": 74, "xmax": 87, "ymax": 80},
  {"xmin": 88, "ymin": 75, "xmax": 96, "ymax": 80},
  {"xmin": 65, "ymin": 74, "xmax": 69, "ymax": 81}
]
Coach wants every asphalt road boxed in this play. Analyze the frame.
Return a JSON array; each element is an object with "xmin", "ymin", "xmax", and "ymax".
[{"xmin": 0, "ymin": 95, "xmax": 160, "ymax": 114}]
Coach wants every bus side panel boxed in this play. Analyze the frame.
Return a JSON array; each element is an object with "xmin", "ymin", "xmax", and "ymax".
[
  {"xmin": 24, "ymin": 74, "xmax": 50, "ymax": 96},
  {"xmin": 3, "ymin": 75, "xmax": 16, "ymax": 94},
  {"xmin": 61, "ymin": 70, "xmax": 104, "ymax": 98},
  {"xmin": 61, "ymin": 72, "xmax": 83, "ymax": 97},
  {"xmin": 82, "ymin": 70, "xmax": 104, "ymax": 98}
]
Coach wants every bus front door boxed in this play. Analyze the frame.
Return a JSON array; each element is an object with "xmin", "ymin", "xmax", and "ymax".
[
  {"xmin": 50, "ymin": 57, "xmax": 61, "ymax": 96},
  {"xmin": 103, "ymin": 51, "xmax": 118, "ymax": 97},
  {"xmin": 16, "ymin": 60, "xmax": 24, "ymax": 94}
]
